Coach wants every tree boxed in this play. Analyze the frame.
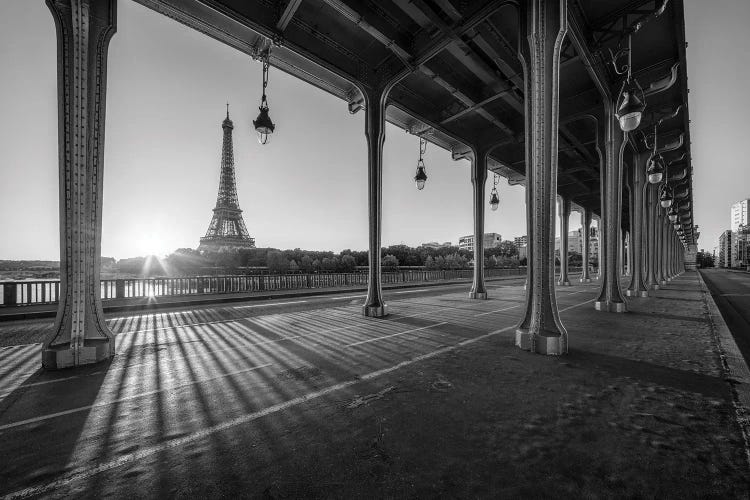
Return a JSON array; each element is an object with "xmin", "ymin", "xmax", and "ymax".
[
  {"xmin": 288, "ymin": 259, "xmax": 300, "ymax": 273},
  {"xmin": 435, "ymin": 255, "xmax": 446, "ymax": 269},
  {"xmin": 300, "ymin": 255, "xmax": 313, "ymax": 273},
  {"xmin": 340, "ymin": 254, "xmax": 357, "ymax": 272},
  {"xmin": 425, "ymin": 255, "xmax": 438, "ymax": 270},
  {"xmin": 266, "ymin": 250, "xmax": 288, "ymax": 274},
  {"xmin": 312, "ymin": 259, "xmax": 321, "ymax": 273},
  {"xmin": 696, "ymin": 251, "xmax": 715, "ymax": 268},
  {"xmin": 498, "ymin": 240, "xmax": 518, "ymax": 257},
  {"xmin": 382, "ymin": 254, "xmax": 399, "ymax": 269}
]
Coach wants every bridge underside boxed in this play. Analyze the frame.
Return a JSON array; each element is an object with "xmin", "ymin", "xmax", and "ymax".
[{"xmin": 42, "ymin": 0, "xmax": 695, "ymax": 367}]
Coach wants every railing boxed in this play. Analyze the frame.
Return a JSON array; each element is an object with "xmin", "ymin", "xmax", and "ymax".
[{"xmin": 0, "ymin": 268, "xmax": 529, "ymax": 307}]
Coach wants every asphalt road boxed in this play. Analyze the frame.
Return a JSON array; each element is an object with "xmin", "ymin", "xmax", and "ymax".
[
  {"xmin": 700, "ymin": 268, "xmax": 750, "ymax": 365},
  {"xmin": 0, "ymin": 275, "xmax": 601, "ymax": 497}
]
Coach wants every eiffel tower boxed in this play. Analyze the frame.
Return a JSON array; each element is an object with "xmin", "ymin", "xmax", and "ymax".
[{"xmin": 198, "ymin": 105, "xmax": 256, "ymax": 252}]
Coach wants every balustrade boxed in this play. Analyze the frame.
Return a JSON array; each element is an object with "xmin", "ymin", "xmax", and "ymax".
[{"xmin": 0, "ymin": 268, "xmax": 531, "ymax": 307}]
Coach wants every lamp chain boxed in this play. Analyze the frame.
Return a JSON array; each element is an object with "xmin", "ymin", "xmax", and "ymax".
[{"xmin": 261, "ymin": 51, "xmax": 270, "ymax": 109}]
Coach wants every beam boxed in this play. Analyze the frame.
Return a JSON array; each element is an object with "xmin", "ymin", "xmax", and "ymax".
[
  {"xmin": 320, "ymin": 0, "xmax": 412, "ymax": 64},
  {"xmin": 276, "ymin": 0, "xmax": 303, "ymax": 32}
]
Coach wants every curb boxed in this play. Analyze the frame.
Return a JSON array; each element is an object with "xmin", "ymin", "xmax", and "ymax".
[
  {"xmin": 0, "ymin": 273, "xmax": 531, "ymax": 322},
  {"xmin": 696, "ymin": 271, "xmax": 750, "ymax": 469}
]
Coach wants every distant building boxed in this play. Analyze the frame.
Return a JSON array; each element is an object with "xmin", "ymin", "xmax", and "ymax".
[
  {"xmin": 730, "ymin": 226, "xmax": 750, "ymax": 268},
  {"xmin": 555, "ymin": 230, "xmax": 581, "ymax": 253},
  {"xmin": 719, "ymin": 230, "xmax": 732, "ymax": 268},
  {"xmin": 458, "ymin": 233, "xmax": 501, "ymax": 252},
  {"xmin": 514, "ymin": 236, "xmax": 527, "ymax": 248},
  {"xmin": 420, "ymin": 241, "xmax": 452, "ymax": 249},
  {"xmin": 555, "ymin": 227, "xmax": 599, "ymax": 258},
  {"xmin": 731, "ymin": 199, "xmax": 750, "ymax": 232},
  {"xmin": 718, "ymin": 225, "xmax": 750, "ymax": 268}
]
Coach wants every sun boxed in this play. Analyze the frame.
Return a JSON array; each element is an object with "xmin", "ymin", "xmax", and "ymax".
[{"xmin": 134, "ymin": 232, "xmax": 167, "ymax": 257}]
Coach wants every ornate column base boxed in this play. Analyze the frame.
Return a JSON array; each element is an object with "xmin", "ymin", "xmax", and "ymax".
[
  {"xmin": 625, "ymin": 289, "xmax": 649, "ymax": 297},
  {"xmin": 557, "ymin": 280, "xmax": 571, "ymax": 286},
  {"xmin": 42, "ymin": 339, "xmax": 111, "ymax": 370},
  {"xmin": 580, "ymin": 278, "xmax": 591, "ymax": 283},
  {"xmin": 469, "ymin": 291, "xmax": 488, "ymax": 300},
  {"xmin": 362, "ymin": 304, "xmax": 388, "ymax": 317},
  {"xmin": 594, "ymin": 300, "xmax": 627, "ymax": 313},
  {"xmin": 515, "ymin": 329, "xmax": 567, "ymax": 355}
]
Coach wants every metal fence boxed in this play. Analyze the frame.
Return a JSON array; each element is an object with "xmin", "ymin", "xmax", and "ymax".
[{"xmin": 0, "ymin": 268, "xmax": 531, "ymax": 307}]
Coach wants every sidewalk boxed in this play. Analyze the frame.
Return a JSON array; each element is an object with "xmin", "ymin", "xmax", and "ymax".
[{"xmin": 0, "ymin": 271, "xmax": 747, "ymax": 498}]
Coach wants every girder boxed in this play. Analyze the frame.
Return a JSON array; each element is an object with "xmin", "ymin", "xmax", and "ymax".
[{"xmin": 129, "ymin": 0, "xmax": 695, "ymax": 243}]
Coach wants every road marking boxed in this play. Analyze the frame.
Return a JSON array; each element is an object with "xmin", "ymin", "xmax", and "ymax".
[
  {"xmin": 346, "ymin": 304, "xmax": 521, "ymax": 347},
  {"xmin": 347, "ymin": 324, "xmax": 440, "ymax": 347},
  {"xmin": 234, "ymin": 300, "xmax": 308, "ymax": 309},
  {"xmin": 0, "ymin": 363, "xmax": 272, "ymax": 432},
  {"xmin": 4, "ymin": 295, "xmax": 595, "ymax": 499},
  {"xmin": 330, "ymin": 295, "xmax": 366, "ymax": 300},
  {"xmin": 394, "ymin": 289, "xmax": 430, "ymax": 294},
  {"xmin": 560, "ymin": 298, "xmax": 596, "ymax": 312}
]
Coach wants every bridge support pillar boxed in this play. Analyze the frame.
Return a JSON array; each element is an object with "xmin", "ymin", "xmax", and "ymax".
[
  {"xmin": 626, "ymin": 151, "xmax": 649, "ymax": 297},
  {"xmin": 515, "ymin": 0, "xmax": 568, "ymax": 355},
  {"xmin": 469, "ymin": 147, "xmax": 488, "ymax": 299},
  {"xmin": 645, "ymin": 184, "xmax": 660, "ymax": 290},
  {"xmin": 361, "ymin": 84, "xmax": 391, "ymax": 317},
  {"xmin": 42, "ymin": 0, "xmax": 117, "ymax": 369},
  {"xmin": 684, "ymin": 243, "xmax": 697, "ymax": 271},
  {"xmin": 594, "ymin": 102, "xmax": 628, "ymax": 313},
  {"xmin": 657, "ymin": 213, "xmax": 667, "ymax": 285},
  {"xmin": 621, "ymin": 230, "xmax": 628, "ymax": 277},
  {"xmin": 580, "ymin": 208, "xmax": 591, "ymax": 283},
  {"xmin": 558, "ymin": 197, "xmax": 571, "ymax": 286}
]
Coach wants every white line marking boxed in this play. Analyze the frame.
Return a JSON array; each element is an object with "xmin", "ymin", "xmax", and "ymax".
[
  {"xmin": 559, "ymin": 298, "xmax": 596, "ymax": 312},
  {"xmin": 393, "ymin": 289, "xmax": 429, "ymax": 294},
  {"xmin": 4, "ymin": 296, "xmax": 594, "ymax": 499},
  {"xmin": 234, "ymin": 300, "xmax": 308, "ymax": 309},
  {"xmin": 346, "ymin": 324, "xmax": 440, "ymax": 347},
  {"xmin": 0, "ymin": 363, "xmax": 272, "ymax": 432},
  {"xmin": 330, "ymin": 295, "xmax": 366, "ymax": 300},
  {"xmin": 346, "ymin": 304, "xmax": 520, "ymax": 347}
]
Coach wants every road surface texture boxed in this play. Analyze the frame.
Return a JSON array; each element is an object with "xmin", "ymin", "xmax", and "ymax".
[
  {"xmin": 0, "ymin": 271, "xmax": 748, "ymax": 498},
  {"xmin": 701, "ymin": 269, "xmax": 750, "ymax": 366}
]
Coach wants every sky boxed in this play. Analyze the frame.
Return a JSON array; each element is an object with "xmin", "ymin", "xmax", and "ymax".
[{"xmin": 0, "ymin": 0, "xmax": 745, "ymax": 260}]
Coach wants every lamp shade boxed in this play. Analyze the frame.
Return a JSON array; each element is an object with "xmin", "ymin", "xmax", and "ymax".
[
  {"xmin": 253, "ymin": 106, "xmax": 275, "ymax": 145},
  {"xmin": 659, "ymin": 186, "xmax": 673, "ymax": 208},
  {"xmin": 414, "ymin": 162, "xmax": 427, "ymax": 190},
  {"xmin": 616, "ymin": 89, "xmax": 646, "ymax": 132},
  {"xmin": 647, "ymin": 154, "xmax": 665, "ymax": 184},
  {"xmin": 489, "ymin": 189, "xmax": 500, "ymax": 211}
]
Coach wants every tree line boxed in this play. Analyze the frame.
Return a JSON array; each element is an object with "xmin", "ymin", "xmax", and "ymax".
[{"xmin": 106, "ymin": 241, "xmax": 526, "ymax": 277}]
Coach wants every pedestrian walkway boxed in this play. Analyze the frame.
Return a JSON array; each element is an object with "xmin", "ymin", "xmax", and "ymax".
[{"xmin": 0, "ymin": 271, "xmax": 747, "ymax": 498}]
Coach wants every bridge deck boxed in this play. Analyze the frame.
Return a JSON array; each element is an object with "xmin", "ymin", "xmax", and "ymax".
[{"xmin": 0, "ymin": 273, "xmax": 748, "ymax": 498}]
